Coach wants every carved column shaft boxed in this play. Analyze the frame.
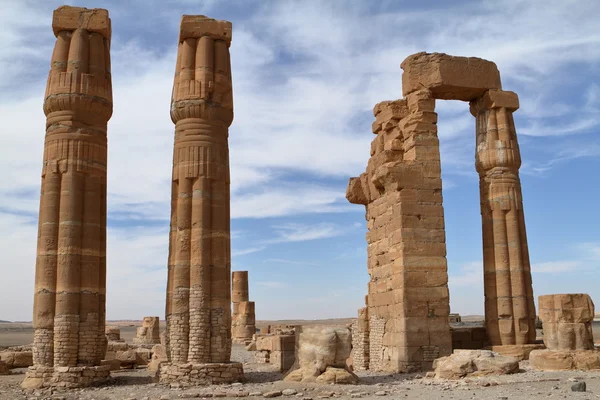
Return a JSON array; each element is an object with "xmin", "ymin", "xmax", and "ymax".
[
  {"xmin": 32, "ymin": 6, "xmax": 112, "ymax": 369},
  {"xmin": 472, "ymin": 90, "xmax": 536, "ymax": 346},
  {"xmin": 166, "ymin": 16, "xmax": 233, "ymax": 365}
]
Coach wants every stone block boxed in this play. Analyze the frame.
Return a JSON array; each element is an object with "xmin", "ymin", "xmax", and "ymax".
[
  {"xmin": 539, "ymin": 293, "xmax": 595, "ymax": 350},
  {"xmin": 52, "ymin": 6, "xmax": 111, "ymax": 37},
  {"xmin": 401, "ymin": 52, "xmax": 501, "ymax": 101},
  {"xmin": 179, "ymin": 15, "xmax": 232, "ymax": 43}
]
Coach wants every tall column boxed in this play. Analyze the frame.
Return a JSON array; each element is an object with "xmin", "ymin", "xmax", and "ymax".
[
  {"xmin": 164, "ymin": 15, "xmax": 236, "ymax": 367},
  {"xmin": 24, "ymin": 6, "xmax": 112, "ymax": 389},
  {"xmin": 471, "ymin": 89, "xmax": 536, "ymax": 347}
]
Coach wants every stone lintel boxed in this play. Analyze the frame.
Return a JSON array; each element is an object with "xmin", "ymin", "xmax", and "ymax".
[
  {"xmin": 401, "ymin": 52, "xmax": 501, "ymax": 101},
  {"xmin": 179, "ymin": 15, "xmax": 232, "ymax": 44},
  {"xmin": 52, "ymin": 6, "xmax": 111, "ymax": 38}
]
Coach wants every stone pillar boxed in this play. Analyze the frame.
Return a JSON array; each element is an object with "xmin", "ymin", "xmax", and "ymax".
[
  {"xmin": 23, "ymin": 6, "xmax": 112, "ymax": 389},
  {"xmin": 351, "ymin": 306, "xmax": 370, "ymax": 371},
  {"xmin": 161, "ymin": 15, "xmax": 243, "ymax": 386},
  {"xmin": 232, "ymin": 271, "xmax": 256, "ymax": 344},
  {"xmin": 346, "ymin": 95, "xmax": 452, "ymax": 372},
  {"xmin": 470, "ymin": 90, "xmax": 537, "ymax": 348}
]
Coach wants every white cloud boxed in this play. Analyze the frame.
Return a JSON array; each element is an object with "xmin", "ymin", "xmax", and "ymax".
[{"xmin": 268, "ymin": 223, "xmax": 345, "ymax": 243}]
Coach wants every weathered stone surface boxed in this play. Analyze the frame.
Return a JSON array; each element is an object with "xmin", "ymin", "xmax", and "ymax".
[
  {"xmin": 0, "ymin": 361, "xmax": 9, "ymax": 375},
  {"xmin": 284, "ymin": 326, "xmax": 357, "ymax": 384},
  {"xmin": 105, "ymin": 326, "xmax": 123, "ymax": 342},
  {"xmin": 529, "ymin": 349, "xmax": 600, "ymax": 371},
  {"xmin": 148, "ymin": 344, "xmax": 168, "ymax": 373},
  {"xmin": 23, "ymin": 5, "xmax": 112, "ymax": 390},
  {"xmin": 401, "ymin": 52, "xmax": 501, "ymax": 100},
  {"xmin": 433, "ymin": 350, "xmax": 519, "ymax": 379},
  {"xmin": 158, "ymin": 362, "xmax": 243, "ymax": 386},
  {"xmin": 484, "ymin": 344, "xmax": 544, "ymax": 361},
  {"xmin": 315, "ymin": 367, "xmax": 359, "ymax": 384},
  {"xmin": 133, "ymin": 317, "xmax": 161, "ymax": 345},
  {"xmin": 539, "ymin": 293, "xmax": 595, "ymax": 350},
  {"xmin": 0, "ymin": 351, "xmax": 33, "ymax": 368}
]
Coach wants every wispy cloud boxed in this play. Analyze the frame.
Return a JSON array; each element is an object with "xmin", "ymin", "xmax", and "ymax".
[
  {"xmin": 232, "ymin": 246, "xmax": 265, "ymax": 257},
  {"xmin": 268, "ymin": 223, "xmax": 345, "ymax": 243},
  {"xmin": 262, "ymin": 258, "xmax": 320, "ymax": 266}
]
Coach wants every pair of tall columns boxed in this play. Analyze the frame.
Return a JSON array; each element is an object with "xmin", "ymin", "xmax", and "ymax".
[
  {"xmin": 27, "ymin": 7, "xmax": 237, "ymax": 387},
  {"xmin": 471, "ymin": 90, "xmax": 536, "ymax": 345}
]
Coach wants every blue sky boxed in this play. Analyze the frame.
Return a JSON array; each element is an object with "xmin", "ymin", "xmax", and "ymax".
[{"xmin": 0, "ymin": 0, "xmax": 599, "ymax": 321}]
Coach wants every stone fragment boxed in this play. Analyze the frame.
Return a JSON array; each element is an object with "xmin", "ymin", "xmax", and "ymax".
[
  {"xmin": 282, "ymin": 389, "xmax": 297, "ymax": 396},
  {"xmin": 284, "ymin": 326, "xmax": 358, "ymax": 384},
  {"xmin": 263, "ymin": 391, "xmax": 283, "ymax": 398},
  {"xmin": 432, "ymin": 350, "xmax": 519, "ymax": 379},
  {"xmin": 539, "ymin": 294, "xmax": 595, "ymax": 350},
  {"xmin": 133, "ymin": 317, "xmax": 161, "ymax": 345},
  {"xmin": 571, "ymin": 382, "xmax": 586, "ymax": 392}
]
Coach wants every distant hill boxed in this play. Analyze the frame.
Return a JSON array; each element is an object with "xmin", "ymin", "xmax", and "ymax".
[{"xmin": 0, "ymin": 320, "xmax": 11, "ymax": 323}]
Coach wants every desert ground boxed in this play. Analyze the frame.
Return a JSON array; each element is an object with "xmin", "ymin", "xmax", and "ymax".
[{"xmin": 1, "ymin": 318, "xmax": 600, "ymax": 399}]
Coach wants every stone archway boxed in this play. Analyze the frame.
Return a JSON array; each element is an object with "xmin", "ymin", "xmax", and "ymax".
[{"xmin": 347, "ymin": 52, "xmax": 537, "ymax": 373}]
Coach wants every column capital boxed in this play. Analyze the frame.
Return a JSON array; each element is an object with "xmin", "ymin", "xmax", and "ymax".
[
  {"xmin": 470, "ymin": 89, "xmax": 519, "ymax": 116},
  {"xmin": 52, "ymin": 6, "xmax": 111, "ymax": 39}
]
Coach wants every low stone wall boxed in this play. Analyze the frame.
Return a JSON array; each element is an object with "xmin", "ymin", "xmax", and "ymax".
[
  {"xmin": 159, "ymin": 362, "xmax": 243, "ymax": 386},
  {"xmin": 22, "ymin": 365, "xmax": 110, "ymax": 389},
  {"xmin": 451, "ymin": 326, "xmax": 488, "ymax": 350}
]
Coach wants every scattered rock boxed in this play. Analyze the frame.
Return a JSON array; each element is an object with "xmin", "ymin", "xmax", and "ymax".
[
  {"xmin": 282, "ymin": 389, "xmax": 297, "ymax": 396},
  {"xmin": 571, "ymin": 382, "xmax": 586, "ymax": 392},
  {"xmin": 433, "ymin": 350, "xmax": 519, "ymax": 379},
  {"xmin": 263, "ymin": 391, "xmax": 283, "ymax": 398},
  {"xmin": 374, "ymin": 391, "xmax": 387, "ymax": 396}
]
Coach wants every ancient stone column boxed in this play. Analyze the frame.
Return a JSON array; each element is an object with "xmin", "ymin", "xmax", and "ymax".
[
  {"xmin": 23, "ymin": 5, "xmax": 112, "ymax": 389},
  {"xmin": 232, "ymin": 271, "xmax": 256, "ymax": 344},
  {"xmin": 470, "ymin": 90, "xmax": 537, "ymax": 349},
  {"xmin": 161, "ymin": 15, "xmax": 243, "ymax": 385}
]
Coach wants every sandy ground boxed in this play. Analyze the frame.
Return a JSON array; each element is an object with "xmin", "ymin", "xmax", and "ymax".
[
  {"xmin": 1, "ymin": 344, "xmax": 600, "ymax": 400},
  {"xmin": 1, "ymin": 320, "xmax": 600, "ymax": 399}
]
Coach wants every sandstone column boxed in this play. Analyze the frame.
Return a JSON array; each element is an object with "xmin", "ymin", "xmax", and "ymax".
[
  {"xmin": 161, "ymin": 15, "xmax": 243, "ymax": 385},
  {"xmin": 232, "ymin": 271, "xmax": 256, "ymax": 344},
  {"xmin": 23, "ymin": 5, "xmax": 112, "ymax": 389},
  {"xmin": 470, "ymin": 90, "xmax": 537, "ymax": 349}
]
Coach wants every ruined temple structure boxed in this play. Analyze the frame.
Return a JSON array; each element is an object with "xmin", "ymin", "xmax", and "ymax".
[
  {"xmin": 22, "ymin": 6, "xmax": 113, "ymax": 389},
  {"xmin": 133, "ymin": 317, "xmax": 161, "ymax": 345},
  {"xmin": 347, "ymin": 52, "xmax": 538, "ymax": 372},
  {"xmin": 232, "ymin": 271, "xmax": 257, "ymax": 344},
  {"xmin": 161, "ymin": 15, "xmax": 243, "ymax": 385},
  {"xmin": 530, "ymin": 294, "xmax": 600, "ymax": 370}
]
